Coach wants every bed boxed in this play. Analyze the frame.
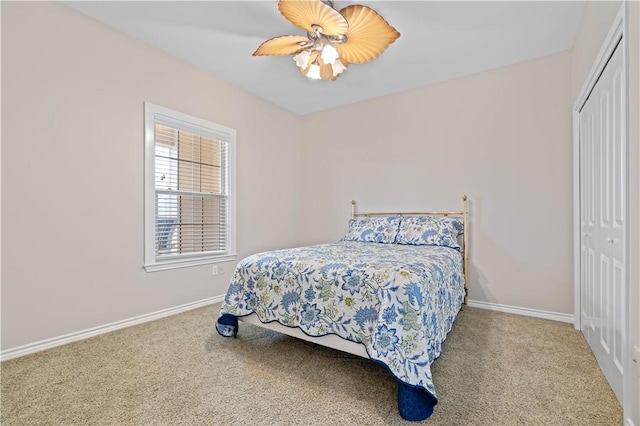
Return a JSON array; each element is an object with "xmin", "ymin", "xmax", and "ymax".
[{"xmin": 216, "ymin": 196, "xmax": 469, "ymax": 421}]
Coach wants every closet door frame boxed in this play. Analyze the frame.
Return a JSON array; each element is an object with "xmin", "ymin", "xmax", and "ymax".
[{"xmin": 572, "ymin": 2, "xmax": 628, "ymax": 417}]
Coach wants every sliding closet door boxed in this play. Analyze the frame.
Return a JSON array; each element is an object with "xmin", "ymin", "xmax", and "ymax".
[{"xmin": 579, "ymin": 40, "xmax": 625, "ymax": 403}]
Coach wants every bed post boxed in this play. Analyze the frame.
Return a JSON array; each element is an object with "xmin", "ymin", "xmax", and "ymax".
[
  {"xmin": 351, "ymin": 200, "xmax": 357, "ymax": 220},
  {"xmin": 462, "ymin": 195, "xmax": 468, "ymax": 305}
]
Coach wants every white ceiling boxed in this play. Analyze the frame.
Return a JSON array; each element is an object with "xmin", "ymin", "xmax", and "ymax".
[{"xmin": 64, "ymin": 1, "xmax": 585, "ymax": 115}]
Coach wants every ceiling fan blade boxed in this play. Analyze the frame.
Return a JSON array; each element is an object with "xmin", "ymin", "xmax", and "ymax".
[
  {"xmin": 335, "ymin": 5, "xmax": 400, "ymax": 64},
  {"xmin": 319, "ymin": 59, "xmax": 337, "ymax": 81},
  {"xmin": 278, "ymin": 0, "xmax": 348, "ymax": 36},
  {"xmin": 253, "ymin": 35, "xmax": 310, "ymax": 56}
]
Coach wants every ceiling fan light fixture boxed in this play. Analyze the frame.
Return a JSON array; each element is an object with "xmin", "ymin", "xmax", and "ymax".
[{"xmin": 257, "ymin": 0, "xmax": 400, "ymax": 81}]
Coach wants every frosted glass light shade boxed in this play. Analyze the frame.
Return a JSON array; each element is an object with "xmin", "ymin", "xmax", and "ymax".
[
  {"xmin": 320, "ymin": 44, "xmax": 339, "ymax": 65},
  {"xmin": 306, "ymin": 64, "xmax": 321, "ymax": 79},
  {"xmin": 294, "ymin": 50, "xmax": 312, "ymax": 69},
  {"xmin": 331, "ymin": 59, "xmax": 347, "ymax": 76}
]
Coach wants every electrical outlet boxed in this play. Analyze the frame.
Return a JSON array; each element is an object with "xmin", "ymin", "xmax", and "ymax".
[{"xmin": 212, "ymin": 265, "xmax": 219, "ymax": 275}]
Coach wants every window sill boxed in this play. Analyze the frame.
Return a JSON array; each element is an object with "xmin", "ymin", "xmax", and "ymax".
[{"xmin": 144, "ymin": 253, "xmax": 237, "ymax": 272}]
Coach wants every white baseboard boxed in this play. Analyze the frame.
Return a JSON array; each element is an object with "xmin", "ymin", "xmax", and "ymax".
[
  {"xmin": 0, "ymin": 296, "xmax": 574, "ymax": 362},
  {"xmin": 466, "ymin": 299, "xmax": 574, "ymax": 324},
  {"xmin": 0, "ymin": 295, "xmax": 224, "ymax": 362}
]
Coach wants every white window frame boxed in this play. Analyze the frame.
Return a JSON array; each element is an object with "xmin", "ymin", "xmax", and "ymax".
[{"xmin": 143, "ymin": 102, "xmax": 237, "ymax": 272}]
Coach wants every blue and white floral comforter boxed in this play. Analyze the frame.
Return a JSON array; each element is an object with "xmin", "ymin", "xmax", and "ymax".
[{"xmin": 218, "ymin": 240, "xmax": 464, "ymax": 399}]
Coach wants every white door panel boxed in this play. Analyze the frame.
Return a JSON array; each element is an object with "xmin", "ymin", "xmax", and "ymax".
[{"xmin": 579, "ymin": 40, "xmax": 624, "ymax": 403}]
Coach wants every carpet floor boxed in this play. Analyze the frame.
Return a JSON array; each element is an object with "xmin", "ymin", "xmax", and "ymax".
[{"xmin": 0, "ymin": 304, "xmax": 622, "ymax": 425}]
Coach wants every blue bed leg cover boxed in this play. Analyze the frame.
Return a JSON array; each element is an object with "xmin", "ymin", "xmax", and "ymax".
[
  {"xmin": 216, "ymin": 314, "xmax": 238, "ymax": 338},
  {"xmin": 397, "ymin": 382, "xmax": 437, "ymax": 421}
]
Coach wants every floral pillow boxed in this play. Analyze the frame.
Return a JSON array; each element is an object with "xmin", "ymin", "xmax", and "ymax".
[
  {"xmin": 395, "ymin": 216, "xmax": 463, "ymax": 250},
  {"xmin": 342, "ymin": 216, "xmax": 401, "ymax": 244}
]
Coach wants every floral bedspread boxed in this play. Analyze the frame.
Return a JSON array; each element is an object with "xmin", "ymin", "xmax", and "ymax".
[{"xmin": 218, "ymin": 241, "xmax": 464, "ymax": 398}]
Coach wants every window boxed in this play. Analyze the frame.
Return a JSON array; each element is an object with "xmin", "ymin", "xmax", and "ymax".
[{"xmin": 144, "ymin": 102, "xmax": 236, "ymax": 271}]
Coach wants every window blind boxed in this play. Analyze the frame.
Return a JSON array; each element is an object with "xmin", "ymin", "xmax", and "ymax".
[{"xmin": 154, "ymin": 123, "xmax": 228, "ymax": 257}]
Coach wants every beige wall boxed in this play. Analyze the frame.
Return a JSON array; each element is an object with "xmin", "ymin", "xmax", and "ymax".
[
  {"xmin": 1, "ymin": 2, "xmax": 303, "ymax": 350},
  {"xmin": 299, "ymin": 51, "xmax": 574, "ymax": 314},
  {"xmin": 570, "ymin": 1, "xmax": 639, "ymax": 422}
]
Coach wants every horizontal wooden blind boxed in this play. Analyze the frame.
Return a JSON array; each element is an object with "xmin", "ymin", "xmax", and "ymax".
[{"xmin": 154, "ymin": 124, "xmax": 228, "ymax": 257}]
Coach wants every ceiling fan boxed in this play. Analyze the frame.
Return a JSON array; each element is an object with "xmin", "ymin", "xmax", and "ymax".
[{"xmin": 254, "ymin": 0, "xmax": 400, "ymax": 81}]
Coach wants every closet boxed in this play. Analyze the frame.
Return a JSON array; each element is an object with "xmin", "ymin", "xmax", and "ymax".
[{"xmin": 578, "ymin": 38, "xmax": 625, "ymax": 403}]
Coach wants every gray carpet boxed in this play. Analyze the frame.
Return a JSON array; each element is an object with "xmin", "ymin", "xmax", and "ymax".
[{"xmin": 0, "ymin": 304, "xmax": 621, "ymax": 425}]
